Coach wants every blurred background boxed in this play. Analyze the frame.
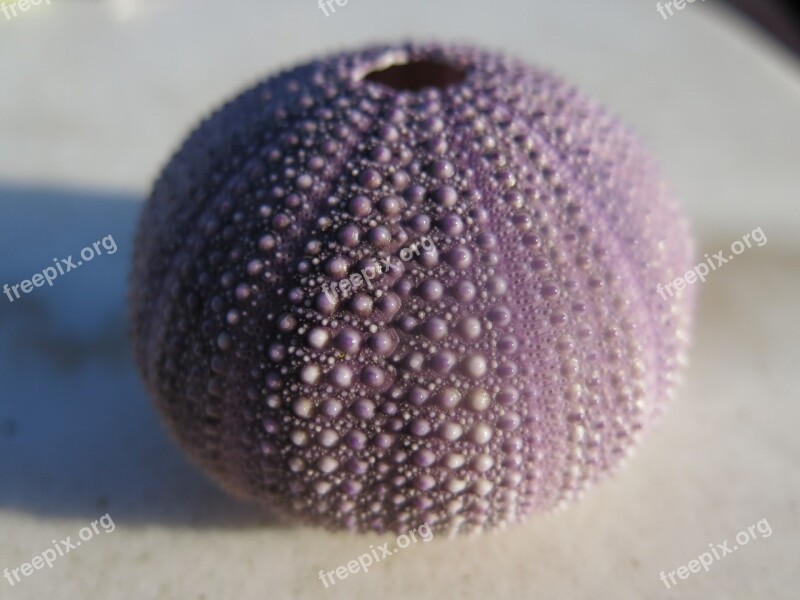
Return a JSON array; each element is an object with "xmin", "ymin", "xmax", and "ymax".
[
  {"xmin": 723, "ymin": 0, "xmax": 800, "ymax": 54},
  {"xmin": 0, "ymin": 1, "xmax": 798, "ymax": 599}
]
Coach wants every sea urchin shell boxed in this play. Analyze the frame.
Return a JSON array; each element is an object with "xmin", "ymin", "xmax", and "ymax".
[{"xmin": 129, "ymin": 42, "xmax": 694, "ymax": 534}]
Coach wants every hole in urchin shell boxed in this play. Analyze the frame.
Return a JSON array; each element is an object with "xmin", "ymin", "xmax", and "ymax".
[{"xmin": 363, "ymin": 59, "xmax": 466, "ymax": 92}]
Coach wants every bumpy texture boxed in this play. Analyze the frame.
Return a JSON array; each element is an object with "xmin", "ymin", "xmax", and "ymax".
[{"xmin": 130, "ymin": 43, "xmax": 694, "ymax": 534}]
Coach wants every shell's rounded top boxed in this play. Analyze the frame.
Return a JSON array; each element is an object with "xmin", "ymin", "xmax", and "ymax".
[
  {"xmin": 271, "ymin": 42, "xmax": 566, "ymax": 101},
  {"xmin": 345, "ymin": 43, "xmax": 473, "ymax": 92}
]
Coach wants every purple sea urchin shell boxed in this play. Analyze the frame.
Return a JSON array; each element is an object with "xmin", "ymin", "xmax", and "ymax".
[{"xmin": 130, "ymin": 42, "xmax": 694, "ymax": 534}]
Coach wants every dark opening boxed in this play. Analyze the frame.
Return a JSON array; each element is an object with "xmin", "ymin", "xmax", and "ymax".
[{"xmin": 363, "ymin": 60, "xmax": 467, "ymax": 92}]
